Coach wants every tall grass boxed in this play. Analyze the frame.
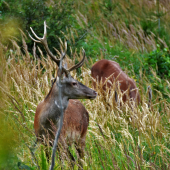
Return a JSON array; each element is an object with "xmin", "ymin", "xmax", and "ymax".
[
  {"xmin": 75, "ymin": 0, "xmax": 170, "ymax": 50},
  {"xmin": 0, "ymin": 36, "xmax": 169, "ymax": 169},
  {"xmin": 1, "ymin": 0, "xmax": 170, "ymax": 169}
]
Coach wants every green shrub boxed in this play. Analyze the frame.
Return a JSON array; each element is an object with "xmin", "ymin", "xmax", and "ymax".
[
  {"xmin": 144, "ymin": 44, "xmax": 170, "ymax": 79},
  {"xmin": 0, "ymin": 0, "xmax": 86, "ymax": 54},
  {"xmin": 143, "ymin": 44, "xmax": 170, "ymax": 99}
]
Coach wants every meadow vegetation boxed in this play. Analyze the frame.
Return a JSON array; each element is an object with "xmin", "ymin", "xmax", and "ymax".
[{"xmin": 0, "ymin": 0, "xmax": 170, "ymax": 169}]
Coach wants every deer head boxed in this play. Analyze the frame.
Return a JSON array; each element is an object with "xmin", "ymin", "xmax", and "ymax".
[{"xmin": 28, "ymin": 21, "xmax": 97, "ymax": 108}]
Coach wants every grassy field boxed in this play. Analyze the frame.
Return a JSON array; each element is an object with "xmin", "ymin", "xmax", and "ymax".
[
  {"xmin": 0, "ymin": 0, "xmax": 170, "ymax": 169},
  {"xmin": 0, "ymin": 40, "xmax": 170, "ymax": 169}
]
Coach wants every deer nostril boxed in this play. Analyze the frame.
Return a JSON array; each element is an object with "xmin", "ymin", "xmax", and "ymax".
[{"xmin": 94, "ymin": 91, "xmax": 97, "ymax": 96}]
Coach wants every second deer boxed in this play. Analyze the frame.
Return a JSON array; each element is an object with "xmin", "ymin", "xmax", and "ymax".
[{"xmin": 91, "ymin": 59, "xmax": 140, "ymax": 105}]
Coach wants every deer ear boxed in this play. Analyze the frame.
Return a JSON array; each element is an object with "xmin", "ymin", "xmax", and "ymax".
[
  {"xmin": 62, "ymin": 72, "xmax": 66, "ymax": 78},
  {"xmin": 57, "ymin": 69, "xmax": 66, "ymax": 80}
]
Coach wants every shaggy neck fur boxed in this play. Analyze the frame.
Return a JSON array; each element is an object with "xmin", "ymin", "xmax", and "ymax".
[{"xmin": 41, "ymin": 80, "xmax": 69, "ymax": 128}]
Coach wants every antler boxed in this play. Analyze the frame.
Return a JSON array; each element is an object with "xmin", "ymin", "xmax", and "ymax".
[
  {"xmin": 28, "ymin": 21, "xmax": 63, "ymax": 65},
  {"xmin": 28, "ymin": 21, "xmax": 86, "ymax": 76},
  {"xmin": 68, "ymin": 49, "xmax": 86, "ymax": 72}
]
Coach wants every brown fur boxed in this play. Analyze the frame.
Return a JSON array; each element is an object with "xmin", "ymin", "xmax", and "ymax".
[
  {"xmin": 59, "ymin": 99, "xmax": 89, "ymax": 156},
  {"xmin": 34, "ymin": 99, "xmax": 89, "ymax": 162},
  {"xmin": 91, "ymin": 59, "xmax": 140, "ymax": 103},
  {"xmin": 33, "ymin": 75, "xmax": 96, "ymax": 163}
]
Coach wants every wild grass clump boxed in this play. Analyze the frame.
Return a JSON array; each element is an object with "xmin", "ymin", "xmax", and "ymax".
[
  {"xmin": 1, "ymin": 0, "xmax": 170, "ymax": 169},
  {"xmin": 0, "ymin": 37, "xmax": 169, "ymax": 169},
  {"xmin": 81, "ymin": 75, "xmax": 170, "ymax": 169}
]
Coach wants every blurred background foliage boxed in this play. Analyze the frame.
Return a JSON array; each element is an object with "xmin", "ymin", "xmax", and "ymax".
[
  {"xmin": 1, "ymin": 0, "xmax": 170, "ymax": 73},
  {"xmin": 0, "ymin": 0, "xmax": 170, "ymax": 169},
  {"xmin": 1, "ymin": 0, "xmax": 170, "ymax": 93}
]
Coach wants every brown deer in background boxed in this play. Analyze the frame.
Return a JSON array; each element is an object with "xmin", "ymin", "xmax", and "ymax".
[
  {"xmin": 28, "ymin": 21, "xmax": 97, "ymax": 165},
  {"xmin": 91, "ymin": 59, "xmax": 140, "ymax": 104}
]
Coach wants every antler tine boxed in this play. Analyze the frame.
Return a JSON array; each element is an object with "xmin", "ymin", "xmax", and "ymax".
[
  {"xmin": 64, "ymin": 41, "xmax": 67, "ymax": 53},
  {"xmin": 68, "ymin": 49, "xmax": 86, "ymax": 72},
  {"xmin": 30, "ymin": 27, "xmax": 42, "ymax": 40},
  {"xmin": 27, "ymin": 31, "xmax": 41, "ymax": 43},
  {"xmin": 28, "ymin": 21, "xmax": 61, "ymax": 65},
  {"xmin": 43, "ymin": 21, "xmax": 47, "ymax": 39}
]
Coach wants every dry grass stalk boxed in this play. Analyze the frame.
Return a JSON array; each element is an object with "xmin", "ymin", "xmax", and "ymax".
[{"xmin": 0, "ymin": 33, "xmax": 169, "ymax": 168}]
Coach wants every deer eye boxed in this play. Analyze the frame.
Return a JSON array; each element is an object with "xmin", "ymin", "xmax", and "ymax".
[{"xmin": 71, "ymin": 82, "xmax": 78, "ymax": 87}]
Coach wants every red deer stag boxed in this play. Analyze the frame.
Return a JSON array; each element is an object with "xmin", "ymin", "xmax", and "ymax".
[
  {"xmin": 91, "ymin": 59, "xmax": 140, "ymax": 104},
  {"xmin": 28, "ymin": 21, "xmax": 97, "ymax": 164}
]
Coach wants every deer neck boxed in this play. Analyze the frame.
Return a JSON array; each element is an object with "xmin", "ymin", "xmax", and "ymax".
[{"xmin": 43, "ymin": 83, "xmax": 69, "ymax": 123}]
